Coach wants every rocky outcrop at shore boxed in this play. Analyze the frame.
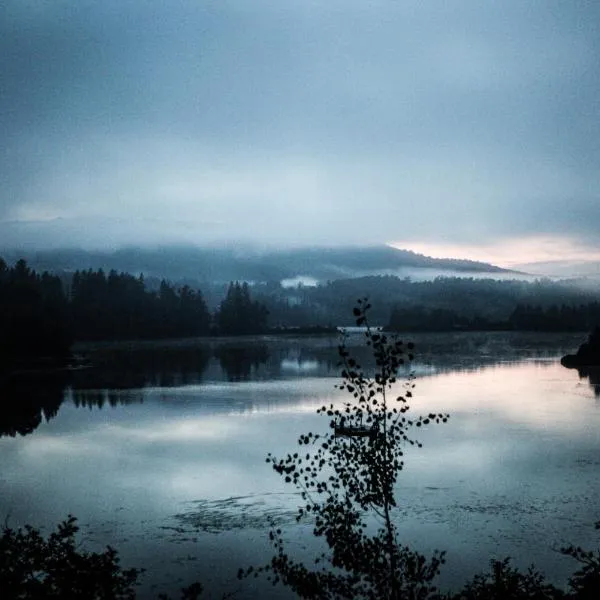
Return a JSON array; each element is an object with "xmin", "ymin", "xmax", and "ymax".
[{"xmin": 561, "ymin": 326, "xmax": 600, "ymax": 368}]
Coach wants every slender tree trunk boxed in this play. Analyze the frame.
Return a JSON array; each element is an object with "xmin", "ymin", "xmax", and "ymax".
[
  {"xmin": 381, "ymin": 386, "xmax": 399, "ymax": 600},
  {"xmin": 384, "ymin": 497, "xmax": 399, "ymax": 600}
]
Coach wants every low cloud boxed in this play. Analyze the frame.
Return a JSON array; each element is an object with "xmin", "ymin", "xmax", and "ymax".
[{"xmin": 1, "ymin": 1, "xmax": 599, "ymax": 257}]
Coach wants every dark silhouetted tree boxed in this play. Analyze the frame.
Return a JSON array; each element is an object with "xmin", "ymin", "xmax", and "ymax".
[
  {"xmin": 0, "ymin": 257, "xmax": 72, "ymax": 370},
  {"xmin": 217, "ymin": 282, "xmax": 269, "ymax": 335},
  {"xmin": 70, "ymin": 270, "xmax": 211, "ymax": 341},
  {"xmin": 240, "ymin": 299, "xmax": 448, "ymax": 599},
  {"xmin": 0, "ymin": 516, "xmax": 141, "ymax": 599}
]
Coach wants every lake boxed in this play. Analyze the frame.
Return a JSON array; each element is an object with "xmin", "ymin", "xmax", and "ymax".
[{"xmin": 1, "ymin": 331, "xmax": 600, "ymax": 598}]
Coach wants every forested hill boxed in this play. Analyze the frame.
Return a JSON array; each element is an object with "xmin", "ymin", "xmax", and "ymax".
[
  {"xmin": 3, "ymin": 254, "xmax": 600, "ymax": 358},
  {"xmin": 257, "ymin": 275, "xmax": 600, "ymax": 329},
  {"xmin": 1, "ymin": 245, "xmax": 514, "ymax": 285}
]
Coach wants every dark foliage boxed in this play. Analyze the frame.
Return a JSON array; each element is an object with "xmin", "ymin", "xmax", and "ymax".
[
  {"xmin": 255, "ymin": 276, "xmax": 600, "ymax": 332},
  {"xmin": 442, "ymin": 531, "xmax": 600, "ymax": 600},
  {"xmin": 560, "ymin": 521, "xmax": 600, "ymax": 599},
  {"xmin": 0, "ymin": 257, "xmax": 271, "ymax": 351},
  {"xmin": 387, "ymin": 302, "xmax": 600, "ymax": 333},
  {"xmin": 387, "ymin": 306, "xmax": 502, "ymax": 332},
  {"xmin": 240, "ymin": 299, "xmax": 449, "ymax": 599},
  {"xmin": 508, "ymin": 304, "xmax": 600, "ymax": 332},
  {"xmin": 0, "ymin": 516, "xmax": 141, "ymax": 599},
  {"xmin": 0, "ymin": 258, "xmax": 72, "ymax": 371},
  {"xmin": 561, "ymin": 326, "xmax": 600, "ymax": 371},
  {"xmin": 70, "ymin": 269, "xmax": 212, "ymax": 341},
  {"xmin": 216, "ymin": 282, "xmax": 269, "ymax": 335},
  {"xmin": 447, "ymin": 558, "xmax": 565, "ymax": 600},
  {"xmin": 0, "ymin": 516, "xmax": 209, "ymax": 599},
  {"xmin": 299, "ymin": 276, "xmax": 600, "ymax": 329}
]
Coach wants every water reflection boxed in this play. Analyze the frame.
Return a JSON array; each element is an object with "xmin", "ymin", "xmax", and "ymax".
[
  {"xmin": 0, "ymin": 332, "xmax": 588, "ymax": 438},
  {"xmin": 280, "ymin": 358, "xmax": 319, "ymax": 373},
  {"xmin": 572, "ymin": 366, "xmax": 600, "ymax": 397},
  {"xmin": 0, "ymin": 379, "xmax": 65, "ymax": 437},
  {"xmin": 71, "ymin": 344, "xmax": 212, "ymax": 389},
  {"xmin": 2, "ymin": 358, "xmax": 600, "ymax": 598},
  {"xmin": 214, "ymin": 344, "xmax": 269, "ymax": 381},
  {"xmin": 71, "ymin": 389, "xmax": 147, "ymax": 409}
]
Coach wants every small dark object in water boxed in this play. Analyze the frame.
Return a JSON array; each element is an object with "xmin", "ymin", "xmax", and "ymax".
[
  {"xmin": 561, "ymin": 326, "xmax": 600, "ymax": 368},
  {"xmin": 334, "ymin": 423, "xmax": 379, "ymax": 440}
]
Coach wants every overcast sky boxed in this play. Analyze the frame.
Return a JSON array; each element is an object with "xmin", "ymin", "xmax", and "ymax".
[{"xmin": 1, "ymin": 1, "xmax": 599, "ymax": 266}]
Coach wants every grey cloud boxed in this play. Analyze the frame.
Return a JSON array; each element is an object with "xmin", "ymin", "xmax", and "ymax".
[{"xmin": 1, "ymin": 1, "xmax": 599, "ymax": 249}]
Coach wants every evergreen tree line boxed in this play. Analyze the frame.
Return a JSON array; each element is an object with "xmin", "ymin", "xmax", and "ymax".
[
  {"xmin": 71, "ymin": 272, "xmax": 269, "ymax": 340},
  {"xmin": 255, "ymin": 275, "xmax": 600, "ymax": 329},
  {"xmin": 388, "ymin": 302, "xmax": 600, "ymax": 332},
  {"xmin": 0, "ymin": 259, "xmax": 270, "ymax": 359},
  {"xmin": 3, "ymin": 257, "xmax": 599, "ymax": 363},
  {"xmin": 507, "ymin": 303, "xmax": 600, "ymax": 332},
  {"xmin": 70, "ymin": 269, "xmax": 213, "ymax": 340},
  {"xmin": 0, "ymin": 258, "xmax": 71, "ymax": 367}
]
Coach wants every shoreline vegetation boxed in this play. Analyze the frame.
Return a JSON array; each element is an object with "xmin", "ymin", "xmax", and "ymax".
[
  {"xmin": 2, "ymin": 255, "xmax": 598, "ymax": 392},
  {"xmin": 2, "ymin": 256, "xmax": 600, "ymax": 349}
]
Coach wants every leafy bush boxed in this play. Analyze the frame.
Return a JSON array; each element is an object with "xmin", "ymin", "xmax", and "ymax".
[
  {"xmin": 448, "ymin": 558, "xmax": 565, "ymax": 600},
  {"xmin": 0, "ymin": 515, "xmax": 141, "ymax": 599},
  {"xmin": 560, "ymin": 521, "xmax": 600, "ymax": 600}
]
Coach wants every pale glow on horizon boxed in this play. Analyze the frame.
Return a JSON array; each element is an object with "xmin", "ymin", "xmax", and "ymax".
[{"xmin": 391, "ymin": 235, "xmax": 600, "ymax": 269}]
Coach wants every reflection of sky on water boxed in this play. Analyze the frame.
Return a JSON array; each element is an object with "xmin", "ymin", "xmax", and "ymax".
[
  {"xmin": 1, "ymin": 335, "xmax": 600, "ymax": 597},
  {"xmin": 280, "ymin": 358, "xmax": 320, "ymax": 373}
]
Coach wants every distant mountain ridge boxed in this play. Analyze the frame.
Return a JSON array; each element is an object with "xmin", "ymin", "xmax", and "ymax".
[{"xmin": 0, "ymin": 245, "xmax": 515, "ymax": 284}]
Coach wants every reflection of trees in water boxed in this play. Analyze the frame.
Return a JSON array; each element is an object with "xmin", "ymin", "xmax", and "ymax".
[
  {"xmin": 215, "ymin": 344, "xmax": 270, "ymax": 381},
  {"xmin": 71, "ymin": 389, "xmax": 145, "ymax": 408},
  {"xmin": 574, "ymin": 367, "xmax": 600, "ymax": 398},
  {"xmin": 0, "ymin": 376, "xmax": 66, "ymax": 437},
  {"xmin": 69, "ymin": 346, "xmax": 212, "ymax": 390},
  {"xmin": 291, "ymin": 333, "xmax": 575, "ymax": 378},
  {"xmin": 1, "ymin": 332, "xmax": 586, "ymax": 438},
  {"xmin": 0, "ymin": 376, "xmax": 148, "ymax": 438},
  {"xmin": 1, "ymin": 344, "xmax": 244, "ymax": 436},
  {"xmin": 399, "ymin": 331, "xmax": 581, "ymax": 370}
]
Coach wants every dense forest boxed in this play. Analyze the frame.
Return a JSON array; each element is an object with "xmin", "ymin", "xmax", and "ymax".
[
  {"xmin": 256, "ymin": 275, "xmax": 600, "ymax": 330},
  {"xmin": 0, "ymin": 258, "xmax": 72, "ymax": 369},
  {"xmin": 2, "ymin": 256, "xmax": 600, "ymax": 368},
  {"xmin": 387, "ymin": 302, "xmax": 600, "ymax": 332},
  {"xmin": 0, "ymin": 258, "xmax": 270, "ymax": 370},
  {"xmin": 70, "ymin": 269, "xmax": 213, "ymax": 340}
]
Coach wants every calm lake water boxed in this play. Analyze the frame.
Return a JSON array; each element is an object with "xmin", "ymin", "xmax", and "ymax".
[{"xmin": 1, "ymin": 332, "xmax": 600, "ymax": 598}]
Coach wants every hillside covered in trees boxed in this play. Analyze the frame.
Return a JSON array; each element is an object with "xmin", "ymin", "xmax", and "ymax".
[
  {"xmin": 2, "ymin": 256, "xmax": 600, "ymax": 367},
  {"xmin": 256, "ymin": 275, "xmax": 600, "ymax": 331},
  {"xmin": 2, "ymin": 245, "xmax": 515, "ymax": 286}
]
